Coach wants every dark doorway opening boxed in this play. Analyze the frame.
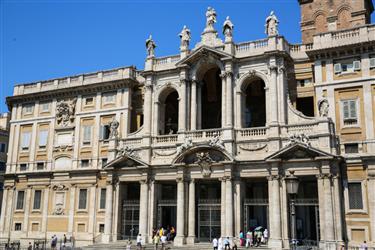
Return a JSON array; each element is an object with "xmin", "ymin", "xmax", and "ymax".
[
  {"xmin": 162, "ymin": 90, "xmax": 179, "ymax": 135},
  {"xmin": 244, "ymin": 78, "xmax": 266, "ymax": 127},
  {"xmin": 296, "ymin": 97, "xmax": 314, "ymax": 117},
  {"xmin": 201, "ymin": 67, "xmax": 222, "ymax": 129}
]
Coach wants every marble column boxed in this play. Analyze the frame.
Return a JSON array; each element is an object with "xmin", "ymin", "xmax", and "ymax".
[
  {"xmin": 23, "ymin": 188, "xmax": 32, "ymax": 235},
  {"xmin": 234, "ymin": 180, "xmax": 242, "ymax": 237},
  {"xmin": 41, "ymin": 187, "xmax": 49, "ymax": 233},
  {"xmin": 139, "ymin": 180, "xmax": 149, "ymax": 242},
  {"xmin": 323, "ymin": 175, "xmax": 335, "ymax": 242},
  {"xmin": 220, "ymin": 178, "xmax": 226, "ymax": 237},
  {"xmin": 226, "ymin": 72, "xmax": 233, "ymax": 127},
  {"xmin": 191, "ymin": 80, "xmax": 197, "ymax": 130},
  {"xmin": 332, "ymin": 175, "xmax": 343, "ymax": 243},
  {"xmin": 153, "ymin": 101, "xmax": 159, "ymax": 135},
  {"xmin": 103, "ymin": 182, "xmax": 113, "ymax": 243},
  {"xmin": 197, "ymin": 83, "xmax": 202, "ymax": 129},
  {"xmin": 225, "ymin": 177, "xmax": 234, "ymax": 238},
  {"xmin": 175, "ymin": 178, "xmax": 186, "ymax": 245},
  {"xmin": 179, "ymin": 79, "xmax": 187, "ymax": 132},
  {"xmin": 220, "ymin": 73, "xmax": 227, "ymax": 127},
  {"xmin": 187, "ymin": 179, "xmax": 196, "ymax": 244},
  {"xmin": 269, "ymin": 64, "xmax": 279, "ymax": 124},
  {"xmin": 368, "ymin": 172, "xmax": 375, "ymax": 246},
  {"xmin": 0, "ymin": 188, "xmax": 9, "ymax": 234},
  {"xmin": 268, "ymin": 175, "xmax": 282, "ymax": 249},
  {"xmin": 144, "ymin": 82, "xmax": 153, "ymax": 135}
]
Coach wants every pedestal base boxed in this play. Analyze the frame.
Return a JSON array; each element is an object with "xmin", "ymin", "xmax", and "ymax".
[
  {"xmin": 174, "ymin": 235, "xmax": 186, "ymax": 246},
  {"xmin": 186, "ymin": 236, "xmax": 196, "ymax": 245},
  {"xmin": 268, "ymin": 238, "xmax": 283, "ymax": 250}
]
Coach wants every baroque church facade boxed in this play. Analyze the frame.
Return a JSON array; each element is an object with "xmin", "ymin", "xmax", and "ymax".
[{"xmin": 1, "ymin": 0, "xmax": 375, "ymax": 249}]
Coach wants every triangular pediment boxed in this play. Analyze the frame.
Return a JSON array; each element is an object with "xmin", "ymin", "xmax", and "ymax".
[
  {"xmin": 175, "ymin": 46, "xmax": 232, "ymax": 67},
  {"xmin": 104, "ymin": 154, "xmax": 148, "ymax": 170},
  {"xmin": 265, "ymin": 142, "xmax": 336, "ymax": 161}
]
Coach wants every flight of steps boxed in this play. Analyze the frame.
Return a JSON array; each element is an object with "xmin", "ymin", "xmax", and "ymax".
[{"xmin": 82, "ymin": 241, "xmax": 270, "ymax": 250}]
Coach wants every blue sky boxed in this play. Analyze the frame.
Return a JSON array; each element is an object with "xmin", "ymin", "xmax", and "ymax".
[{"xmin": 1, "ymin": 0, "xmax": 373, "ymax": 113}]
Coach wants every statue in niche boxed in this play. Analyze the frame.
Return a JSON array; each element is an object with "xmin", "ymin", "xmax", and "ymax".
[
  {"xmin": 56, "ymin": 98, "xmax": 77, "ymax": 127},
  {"xmin": 223, "ymin": 16, "xmax": 234, "ymax": 38},
  {"xmin": 179, "ymin": 25, "xmax": 191, "ymax": 49},
  {"xmin": 265, "ymin": 11, "xmax": 279, "ymax": 36},
  {"xmin": 205, "ymin": 7, "xmax": 217, "ymax": 31},
  {"xmin": 318, "ymin": 99, "xmax": 329, "ymax": 117},
  {"xmin": 109, "ymin": 118, "xmax": 119, "ymax": 139},
  {"xmin": 146, "ymin": 35, "xmax": 156, "ymax": 58}
]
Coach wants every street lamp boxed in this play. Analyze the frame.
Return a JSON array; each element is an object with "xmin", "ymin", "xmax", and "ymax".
[{"xmin": 285, "ymin": 171, "xmax": 300, "ymax": 249}]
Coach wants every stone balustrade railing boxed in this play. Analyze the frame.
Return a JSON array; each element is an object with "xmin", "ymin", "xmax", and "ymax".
[
  {"xmin": 153, "ymin": 55, "xmax": 181, "ymax": 71},
  {"xmin": 14, "ymin": 67, "xmax": 136, "ymax": 96},
  {"xmin": 185, "ymin": 128, "xmax": 223, "ymax": 140},
  {"xmin": 236, "ymin": 127, "xmax": 267, "ymax": 139},
  {"xmin": 285, "ymin": 123, "xmax": 316, "ymax": 135},
  {"xmin": 312, "ymin": 24, "xmax": 375, "ymax": 50},
  {"xmin": 152, "ymin": 134, "xmax": 178, "ymax": 144}
]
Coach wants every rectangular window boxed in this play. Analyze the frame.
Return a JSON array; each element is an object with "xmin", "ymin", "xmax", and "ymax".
[
  {"xmin": 81, "ymin": 160, "xmax": 90, "ymax": 168},
  {"xmin": 21, "ymin": 131, "xmax": 32, "ymax": 150},
  {"xmin": 342, "ymin": 99, "xmax": 358, "ymax": 126},
  {"xmin": 14, "ymin": 223, "xmax": 22, "ymax": 231},
  {"xmin": 100, "ymin": 125, "xmax": 111, "ymax": 140},
  {"xmin": 102, "ymin": 158, "xmax": 108, "ymax": 167},
  {"xmin": 84, "ymin": 97, "xmax": 94, "ymax": 106},
  {"xmin": 31, "ymin": 223, "xmax": 39, "ymax": 231},
  {"xmin": 0, "ymin": 143, "xmax": 6, "ymax": 153},
  {"xmin": 77, "ymin": 223, "xmax": 86, "ymax": 232},
  {"xmin": 99, "ymin": 224, "xmax": 105, "ymax": 233},
  {"xmin": 100, "ymin": 188, "xmax": 106, "ymax": 209},
  {"xmin": 78, "ymin": 189, "xmax": 88, "ymax": 210},
  {"xmin": 23, "ymin": 103, "xmax": 34, "ymax": 114},
  {"xmin": 33, "ymin": 190, "xmax": 42, "ymax": 210},
  {"xmin": 16, "ymin": 191, "xmax": 25, "ymax": 210},
  {"xmin": 344, "ymin": 143, "xmax": 359, "ymax": 154},
  {"xmin": 36, "ymin": 162, "xmax": 45, "ymax": 170},
  {"xmin": 370, "ymin": 57, "xmax": 375, "ymax": 68},
  {"xmin": 40, "ymin": 102, "xmax": 50, "ymax": 112},
  {"xmin": 82, "ymin": 125, "xmax": 92, "ymax": 145},
  {"xmin": 38, "ymin": 130, "xmax": 49, "ymax": 149},
  {"xmin": 0, "ymin": 162, "xmax": 5, "ymax": 171},
  {"xmin": 348, "ymin": 182, "xmax": 363, "ymax": 210},
  {"xmin": 20, "ymin": 164, "xmax": 28, "ymax": 171},
  {"xmin": 334, "ymin": 59, "xmax": 361, "ymax": 74}
]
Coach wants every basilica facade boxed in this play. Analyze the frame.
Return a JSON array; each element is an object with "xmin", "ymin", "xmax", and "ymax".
[{"xmin": 1, "ymin": 0, "xmax": 375, "ymax": 249}]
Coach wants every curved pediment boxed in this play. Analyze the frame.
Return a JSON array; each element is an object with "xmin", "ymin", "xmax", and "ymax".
[{"xmin": 172, "ymin": 145, "xmax": 233, "ymax": 165}]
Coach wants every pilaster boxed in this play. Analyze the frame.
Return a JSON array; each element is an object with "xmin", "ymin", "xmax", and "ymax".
[
  {"xmin": 103, "ymin": 180, "xmax": 114, "ymax": 243},
  {"xmin": 139, "ymin": 178, "xmax": 149, "ymax": 243},
  {"xmin": 190, "ymin": 80, "xmax": 197, "ymax": 130},
  {"xmin": 187, "ymin": 179, "xmax": 196, "ymax": 244},
  {"xmin": 175, "ymin": 177, "xmax": 186, "ymax": 246},
  {"xmin": 267, "ymin": 173, "xmax": 283, "ymax": 249}
]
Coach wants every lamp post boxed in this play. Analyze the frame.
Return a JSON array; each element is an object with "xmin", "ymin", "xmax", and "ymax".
[{"xmin": 285, "ymin": 171, "xmax": 300, "ymax": 249}]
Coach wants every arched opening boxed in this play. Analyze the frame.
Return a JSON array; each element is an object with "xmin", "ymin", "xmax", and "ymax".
[
  {"xmin": 200, "ymin": 66, "xmax": 222, "ymax": 129},
  {"xmin": 243, "ymin": 77, "xmax": 266, "ymax": 128},
  {"xmin": 159, "ymin": 89, "xmax": 179, "ymax": 135}
]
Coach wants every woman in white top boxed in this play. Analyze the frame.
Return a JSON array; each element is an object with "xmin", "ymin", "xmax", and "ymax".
[{"xmin": 218, "ymin": 237, "xmax": 223, "ymax": 250}]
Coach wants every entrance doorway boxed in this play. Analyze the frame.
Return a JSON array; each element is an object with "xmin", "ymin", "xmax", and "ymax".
[
  {"xmin": 243, "ymin": 179, "xmax": 269, "ymax": 231},
  {"xmin": 120, "ymin": 182, "xmax": 140, "ymax": 240},
  {"xmin": 157, "ymin": 183, "xmax": 177, "ymax": 230},
  {"xmin": 197, "ymin": 181, "xmax": 221, "ymax": 242}
]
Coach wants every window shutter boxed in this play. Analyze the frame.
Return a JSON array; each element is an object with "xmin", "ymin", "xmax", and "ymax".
[
  {"xmin": 334, "ymin": 63, "xmax": 342, "ymax": 73},
  {"xmin": 21, "ymin": 132, "xmax": 31, "ymax": 149},
  {"xmin": 38, "ymin": 130, "xmax": 48, "ymax": 147},
  {"xmin": 83, "ymin": 126, "xmax": 91, "ymax": 142},
  {"xmin": 353, "ymin": 60, "xmax": 361, "ymax": 71},
  {"xmin": 370, "ymin": 58, "xmax": 375, "ymax": 68},
  {"xmin": 349, "ymin": 100, "xmax": 357, "ymax": 119},
  {"xmin": 343, "ymin": 101, "xmax": 349, "ymax": 119}
]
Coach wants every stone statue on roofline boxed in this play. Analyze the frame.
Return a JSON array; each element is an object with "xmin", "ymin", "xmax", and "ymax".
[
  {"xmin": 265, "ymin": 11, "xmax": 279, "ymax": 36},
  {"xmin": 179, "ymin": 25, "xmax": 191, "ymax": 51},
  {"xmin": 205, "ymin": 7, "xmax": 217, "ymax": 32},
  {"xmin": 223, "ymin": 16, "xmax": 234, "ymax": 42},
  {"xmin": 146, "ymin": 35, "xmax": 156, "ymax": 58}
]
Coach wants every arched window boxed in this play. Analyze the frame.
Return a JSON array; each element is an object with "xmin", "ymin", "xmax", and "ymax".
[
  {"xmin": 158, "ymin": 88, "xmax": 179, "ymax": 135},
  {"xmin": 315, "ymin": 14, "xmax": 327, "ymax": 33},
  {"xmin": 200, "ymin": 66, "xmax": 222, "ymax": 129},
  {"xmin": 243, "ymin": 77, "xmax": 266, "ymax": 128},
  {"xmin": 338, "ymin": 9, "xmax": 351, "ymax": 29}
]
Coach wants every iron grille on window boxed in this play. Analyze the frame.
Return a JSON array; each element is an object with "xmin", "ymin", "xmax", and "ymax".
[{"xmin": 348, "ymin": 183, "xmax": 363, "ymax": 209}]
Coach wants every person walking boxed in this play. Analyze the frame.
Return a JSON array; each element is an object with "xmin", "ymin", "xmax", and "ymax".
[
  {"xmin": 136, "ymin": 234, "xmax": 142, "ymax": 250},
  {"xmin": 212, "ymin": 237, "xmax": 218, "ymax": 250},
  {"xmin": 263, "ymin": 229, "xmax": 268, "ymax": 245},
  {"xmin": 245, "ymin": 230, "xmax": 252, "ymax": 248},
  {"xmin": 239, "ymin": 230, "xmax": 244, "ymax": 246},
  {"xmin": 224, "ymin": 237, "xmax": 230, "ymax": 250},
  {"xmin": 160, "ymin": 234, "xmax": 167, "ymax": 250},
  {"xmin": 360, "ymin": 241, "xmax": 368, "ymax": 250},
  {"xmin": 153, "ymin": 233, "xmax": 160, "ymax": 250},
  {"xmin": 27, "ymin": 242, "xmax": 32, "ymax": 250},
  {"xmin": 218, "ymin": 237, "xmax": 223, "ymax": 250}
]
